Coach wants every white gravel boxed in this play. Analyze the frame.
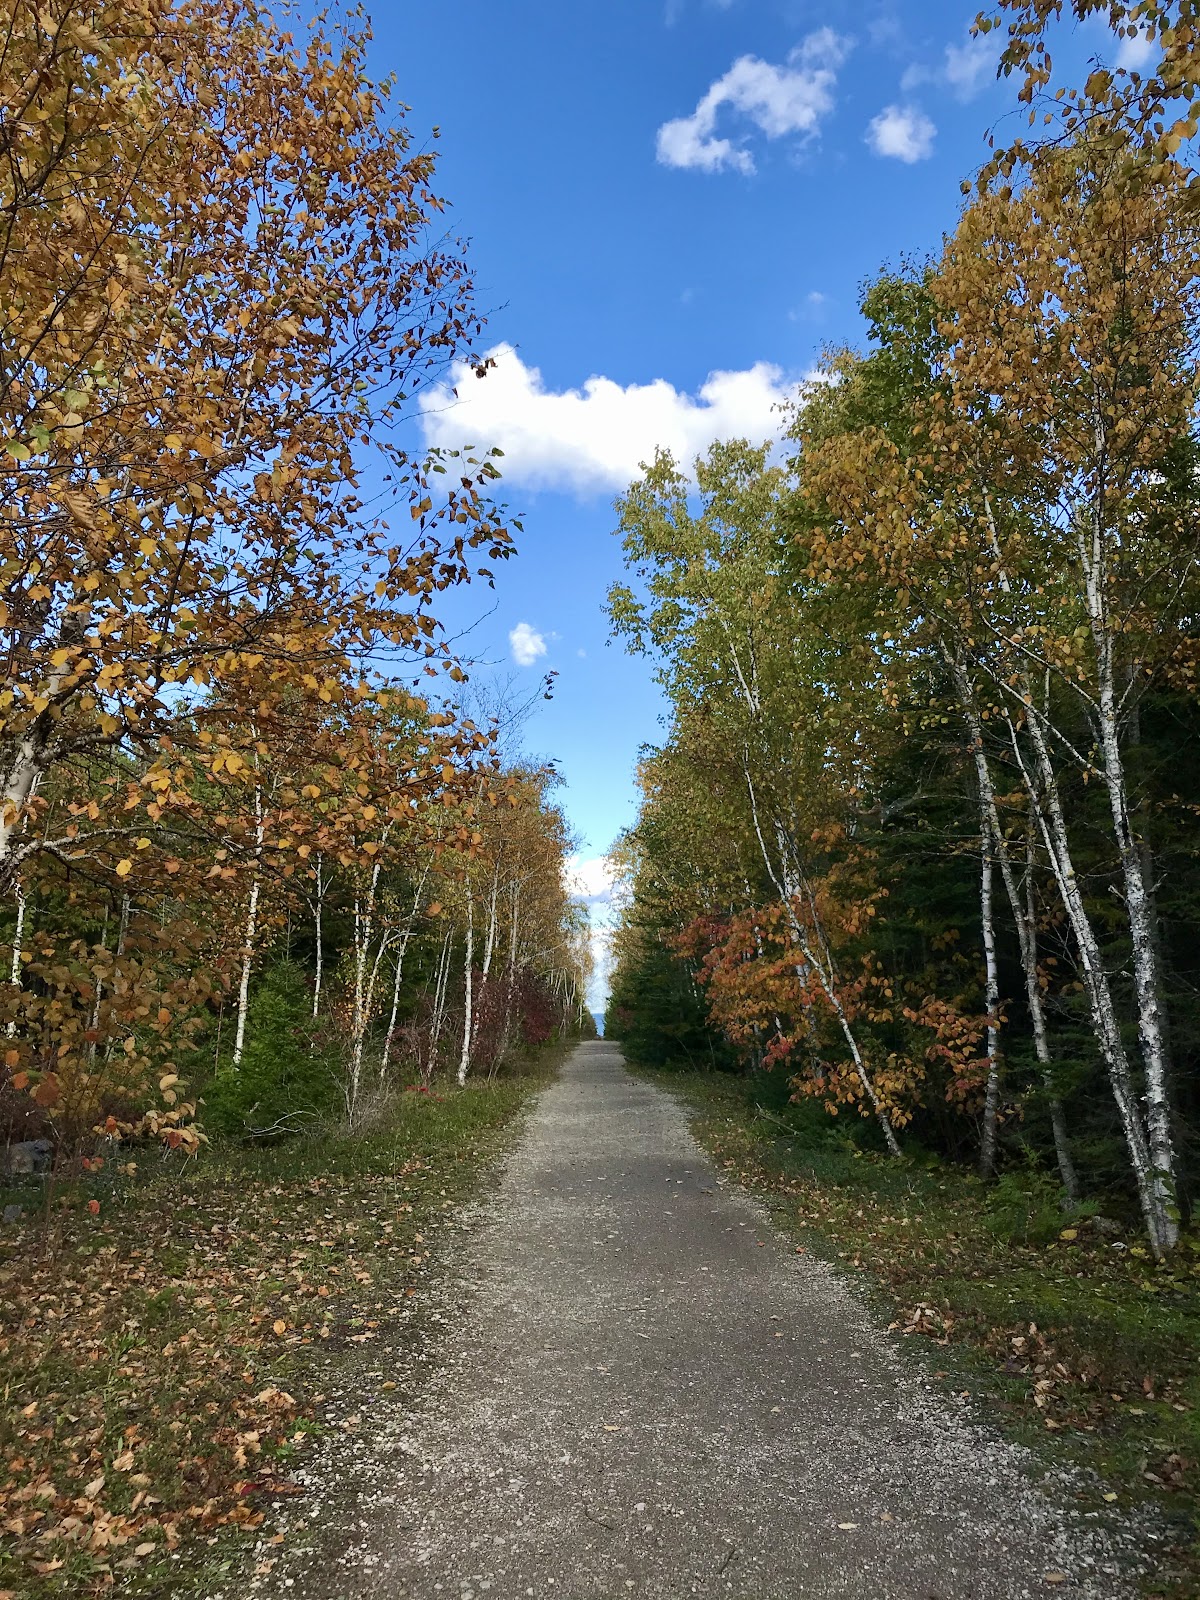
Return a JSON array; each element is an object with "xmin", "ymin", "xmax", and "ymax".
[{"xmin": 228, "ymin": 1042, "xmax": 1162, "ymax": 1600}]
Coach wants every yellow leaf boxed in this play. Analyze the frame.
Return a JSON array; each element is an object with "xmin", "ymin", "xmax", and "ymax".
[
  {"xmin": 1059, "ymin": 1228, "xmax": 1078, "ymax": 1241},
  {"xmin": 272, "ymin": 1319, "xmax": 287, "ymax": 1336},
  {"xmin": 115, "ymin": 859, "xmax": 133, "ymax": 877},
  {"xmin": 165, "ymin": 434, "xmax": 184, "ymax": 451}
]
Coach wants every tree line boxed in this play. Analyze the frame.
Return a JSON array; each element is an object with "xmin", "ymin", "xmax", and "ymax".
[
  {"xmin": 0, "ymin": 0, "xmax": 588, "ymax": 1173},
  {"xmin": 606, "ymin": 0, "xmax": 1200, "ymax": 1259}
]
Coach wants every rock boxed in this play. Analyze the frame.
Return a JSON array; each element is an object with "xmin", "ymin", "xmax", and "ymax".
[
  {"xmin": 3, "ymin": 1203, "xmax": 24, "ymax": 1225},
  {"xmin": 1089, "ymin": 1215, "xmax": 1123, "ymax": 1238},
  {"xmin": 2, "ymin": 1139, "xmax": 53, "ymax": 1177}
]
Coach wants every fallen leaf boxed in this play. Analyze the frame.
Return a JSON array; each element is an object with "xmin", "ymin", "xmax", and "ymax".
[
  {"xmin": 84, "ymin": 1475, "xmax": 105, "ymax": 1499},
  {"xmin": 272, "ymin": 1319, "xmax": 287, "ymax": 1336},
  {"xmin": 135, "ymin": 1542, "xmax": 156, "ymax": 1557},
  {"xmin": 837, "ymin": 1522, "xmax": 858, "ymax": 1530},
  {"xmin": 1043, "ymin": 1575, "xmax": 1069, "ymax": 1587}
]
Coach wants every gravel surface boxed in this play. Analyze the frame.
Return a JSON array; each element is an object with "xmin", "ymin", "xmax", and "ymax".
[{"xmin": 249, "ymin": 1041, "xmax": 1159, "ymax": 1599}]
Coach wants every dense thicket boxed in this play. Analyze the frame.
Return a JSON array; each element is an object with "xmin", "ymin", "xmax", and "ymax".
[
  {"xmin": 0, "ymin": 0, "xmax": 589, "ymax": 1172},
  {"xmin": 607, "ymin": 21, "xmax": 1200, "ymax": 1258}
]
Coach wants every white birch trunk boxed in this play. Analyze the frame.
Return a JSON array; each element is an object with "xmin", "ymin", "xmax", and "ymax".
[
  {"xmin": 1007, "ymin": 708, "xmax": 1175, "ymax": 1254},
  {"xmin": 457, "ymin": 892, "xmax": 474, "ymax": 1087},
  {"xmin": 1087, "ymin": 566, "xmax": 1177, "ymax": 1233},
  {"xmin": 978, "ymin": 814, "xmax": 1002, "ymax": 1180},
  {"xmin": 6, "ymin": 875, "xmax": 25, "ymax": 1037},
  {"xmin": 347, "ymin": 856, "xmax": 387, "ymax": 1125},
  {"xmin": 232, "ymin": 874, "xmax": 259, "ymax": 1070},
  {"xmin": 312, "ymin": 855, "xmax": 325, "ymax": 1019},
  {"xmin": 743, "ymin": 759, "xmax": 901, "ymax": 1156},
  {"xmin": 231, "ymin": 778, "xmax": 264, "ymax": 1071},
  {"xmin": 426, "ymin": 928, "xmax": 453, "ymax": 1082},
  {"xmin": 977, "ymin": 501, "xmax": 1158, "ymax": 1232},
  {"xmin": 1026, "ymin": 816, "xmax": 1081, "ymax": 1203},
  {"xmin": 950, "ymin": 636, "xmax": 1080, "ymax": 1197},
  {"xmin": 379, "ymin": 867, "xmax": 430, "ymax": 1082}
]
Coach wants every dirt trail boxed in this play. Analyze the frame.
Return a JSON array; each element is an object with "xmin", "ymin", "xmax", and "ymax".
[{"xmin": 260, "ymin": 1041, "xmax": 1154, "ymax": 1599}]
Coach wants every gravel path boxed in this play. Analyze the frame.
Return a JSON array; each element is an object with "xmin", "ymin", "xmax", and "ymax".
[{"xmin": 262, "ymin": 1041, "xmax": 1155, "ymax": 1599}]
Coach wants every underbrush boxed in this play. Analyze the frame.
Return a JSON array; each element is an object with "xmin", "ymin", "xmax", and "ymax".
[
  {"xmin": 646, "ymin": 1067, "xmax": 1200, "ymax": 1599},
  {"xmin": 0, "ymin": 1049, "xmax": 562, "ymax": 1599}
]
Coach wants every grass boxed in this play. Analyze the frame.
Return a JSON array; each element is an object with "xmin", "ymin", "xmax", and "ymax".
[
  {"xmin": 0, "ymin": 1050, "xmax": 560, "ymax": 1600},
  {"xmin": 641, "ymin": 1066, "xmax": 1200, "ymax": 1599}
]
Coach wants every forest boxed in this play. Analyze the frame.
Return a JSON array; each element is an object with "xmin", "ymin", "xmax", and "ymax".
[
  {"xmin": 0, "ymin": 2, "xmax": 588, "ymax": 1589},
  {"xmin": 606, "ymin": 14, "xmax": 1200, "ymax": 1259},
  {"xmin": 4, "ymin": 0, "xmax": 1200, "ymax": 1592}
]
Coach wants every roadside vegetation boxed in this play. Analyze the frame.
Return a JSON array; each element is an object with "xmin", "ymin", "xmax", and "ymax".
[
  {"xmin": 0, "ymin": 1052, "xmax": 565, "ymax": 1598},
  {"xmin": 606, "ymin": 4, "xmax": 1200, "ymax": 1593},
  {"xmin": 0, "ymin": 3, "xmax": 590, "ymax": 1596},
  {"xmin": 643, "ymin": 1066, "xmax": 1200, "ymax": 1595}
]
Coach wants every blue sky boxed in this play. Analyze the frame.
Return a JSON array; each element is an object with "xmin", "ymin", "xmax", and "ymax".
[{"xmin": 366, "ymin": 0, "xmax": 1142, "ymax": 1004}]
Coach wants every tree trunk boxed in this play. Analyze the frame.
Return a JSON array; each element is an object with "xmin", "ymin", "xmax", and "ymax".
[
  {"xmin": 1024, "ymin": 815, "xmax": 1080, "ymax": 1204},
  {"xmin": 978, "ymin": 814, "xmax": 1002, "ymax": 1180},
  {"xmin": 457, "ymin": 892, "xmax": 474, "ymax": 1087},
  {"xmin": 950, "ymin": 653, "xmax": 1079, "ymax": 1199},
  {"xmin": 743, "ymin": 759, "xmax": 901, "ymax": 1156},
  {"xmin": 1007, "ymin": 708, "xmax": 1175, "ymax": 1255},
  {"xmin": 312, "ymin": 855, "xmax": 325, "ymax": 1019},
  {"xmin": 232, "ymin": 874, "xmax": 259, "ymax": 1070},
  {"xmin": 427, "ymin": 928, "xmax": 453, "ymax": 1083},
  {"xmin": 979, "ymin": 496, "xmax": 1170, "ymax": 1246},
  {"xmin": 231, "ymin": 773, "xmax": 265, "ymax": 1071},
  {"xmin": 6, "ymin": 874, "xmax": 26, "ymax": 1038}
]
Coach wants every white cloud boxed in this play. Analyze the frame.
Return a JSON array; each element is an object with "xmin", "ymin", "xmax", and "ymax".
[
  {"xmin": 509, "ymin": 621, "xmax": 547, "ymax": 668},
  {"xmin": 865, "ymin": 104, "xmax": 935, "ymax": 162},
  {"xmin": 418, "ymin": 342, "xmax": 807, "ymax": 495},
  {"xmin": 1115, "ymin": 27, "xmax": 1158, "ymax": 69},
  {"xmin": 567, "ymin": 855, "xmax": 618, "ymax": 1014},
  {"xmin": 567, "ymin": 853, "xmax": 615, "ymax": 904},
  {"xmin": 901, "ymin": 31, "xmax": 999, "ymax": 103},
  {"xmin": 656, "ymin": 29, "xmax": 849, "ymax": 175},
  {"xmin": 943, "ymin": 34, "xmax": 997, "ymax": 99}
]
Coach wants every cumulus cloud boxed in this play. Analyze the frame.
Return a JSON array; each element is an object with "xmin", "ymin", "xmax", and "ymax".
[
  {"xmin": 656, "ymin": 28, "xmax": 849, "ymax": 174},
  {"xmin": 865, "ymin": 103, "xmax": 936, "ymax": 162},
  {"xmin": 567, "ymin": 855, "xmax": 619, "ymax": 1014},
  {"xmin": 418, "ymin": 342, "xmax": 807, "ymax": 495},
  {"xmin": 508, "ymin": 621, "xmax": 547, "ymax": 668},
  {"xmin": 1115, "ymin": 27, "xmax": 1158, "ymax": 69},
  {"xmin": 902, "ymin": 32, "xmax": 999, "ymax": 102},
  {"xmin": 567, "ymin": 854, "xmax": 616, "ymax": 904}
]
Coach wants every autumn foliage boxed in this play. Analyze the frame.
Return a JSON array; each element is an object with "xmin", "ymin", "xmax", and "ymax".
[{"xmin": 607, "ymin": 61, "xmax": 1200, "ymax": 1259}]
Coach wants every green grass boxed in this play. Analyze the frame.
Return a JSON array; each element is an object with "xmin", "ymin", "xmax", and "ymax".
[
  {"xmin": 642, "ymin": 1066, "xmax": 1200, "ymax": 1599},
  {"xmin": 0, "ymin": 1051, "xmax": 561, "ymax": 1599}
]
